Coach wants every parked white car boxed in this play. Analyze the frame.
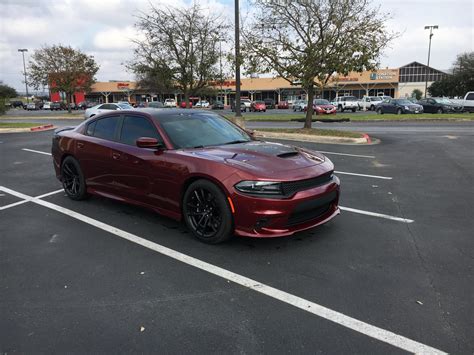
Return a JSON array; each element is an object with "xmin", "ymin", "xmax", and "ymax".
[
  {"xmin": 195, "ymin": 100, "xmax": 210, "ymax": 108},
  {"xmin": 164, "ymin": 98, "xmax": 177, "ymax": 108},
  {"xmin": 332, "ymin": 96, "xmax": 358, "ymax": 112},
  {"xmin": 240, "ymin": 98, "xmax": 252, "ymax": 108},
  {"xmin": 84, "ymin": 103, "xmax": 133, "ymax": 119},
  {"xmin": 43, "ymin": 101, "xmax": 51, "ymax": 110},
  {"xmin": 292, "ymin": 100, "xmax": 307, "ymax": 111}
]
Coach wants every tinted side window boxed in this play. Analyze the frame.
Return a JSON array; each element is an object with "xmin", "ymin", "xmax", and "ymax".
[
  {"xmin": 93, "ymin": 116, "xmax": 120, "ymax": 141},
  {"xmin": 120, "ymin": 115, "xmax": 161, "ymax": 146},
  {"xmin": 86, "ymin": 120, "xmax": 97, "ymax": 136},
  {"xmin": 466, "ymin": 93, "xmax": 474, "ymax": 101}
]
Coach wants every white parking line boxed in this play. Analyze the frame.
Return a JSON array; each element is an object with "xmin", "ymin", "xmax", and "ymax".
[
  {"xmin": 340, "ymin": 206, "xmax": 414, "ymax": 223},
  {"xmin": 0, "ymin": 189, "xmax": 63, "ymax": 211},
  {"xmin": 335, "ymin": 171, "xmax": 392, "ymax": 180},
  {"xmin": 0, "ymin": 185, "xmax": 442, "ymax": 354},
  {"xmin": 318, "ymin": 151, "xmax": 375, "ymax": 159},
  {"xmin": 22, "ymin": 148, "xmax": 52, "ymax": 156}
]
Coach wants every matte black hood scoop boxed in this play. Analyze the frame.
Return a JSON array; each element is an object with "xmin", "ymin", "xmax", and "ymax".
[{"xmin": 277, "ymin": 151, "xmax": 300, "ymax": 158}]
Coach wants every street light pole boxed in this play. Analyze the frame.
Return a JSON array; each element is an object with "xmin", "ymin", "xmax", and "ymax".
[
  {"xmin": 424, "ymin": 25, "xmax": 438, "ymax": 98},
  {"xmin": 18, "ymin": 48, "xmax": 29, "ymax": 103},
  {"xmin": 234, "ymin": 0, "xmax": 244, "ymax": 126}
]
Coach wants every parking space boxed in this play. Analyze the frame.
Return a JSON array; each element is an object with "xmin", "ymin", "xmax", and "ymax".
[{"xmin": 1, "ymin": 128, "xmax": 473, "ymax": 353}]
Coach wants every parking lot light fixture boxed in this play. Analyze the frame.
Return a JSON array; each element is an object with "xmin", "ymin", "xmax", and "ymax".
[
  {"xmin": 18, "ymin": 48, "xmax": 29, "ymax": 104},
  {"xmin": 424, "ymin": 25, "xmax": 438, "ymax": 98}
]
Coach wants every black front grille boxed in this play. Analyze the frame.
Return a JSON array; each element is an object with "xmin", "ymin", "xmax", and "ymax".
[
  {"xmin": 281, "ymin": 172, "xmax": 333, "ymax": 197},
  {"xmin": 286, "ymin": 190, "xmax": 337, "ymax": 227}
]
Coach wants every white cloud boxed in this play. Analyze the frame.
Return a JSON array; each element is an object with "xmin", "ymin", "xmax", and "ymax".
[{"xmin": 93, "ymin": 26, "xmax": 142, "ymax": 50}]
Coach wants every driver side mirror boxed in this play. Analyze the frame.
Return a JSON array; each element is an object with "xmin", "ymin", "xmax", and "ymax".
[{"xmin": 136, "ymin": 137, "xmax": 164, "ymax": 149}]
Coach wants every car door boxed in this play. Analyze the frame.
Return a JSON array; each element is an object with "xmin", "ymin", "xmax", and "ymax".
[
  {"xmin": 108, "ymin": 114, "xmax": 177, "ymax": 211},
  {"xmin": 76, "ymin": 115, "xmax": 122, "ymax": 194}
]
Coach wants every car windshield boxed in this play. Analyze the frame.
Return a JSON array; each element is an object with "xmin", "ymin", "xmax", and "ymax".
[
  {"xmin": 255, "ymin": 101, "xmax": 264, "ymax": 104},
  {"xmin": 118, "ymin": 103, "xmax": 133, "ymax": 109},
  {"xmin": 434, "ymin": 98, "xmax": 452, "ymax": 104},
  {"xmin": 314, "ymin": 99, "xmax": 330, "ymax": 105},
  {"xmin": 344, "ymin": 96, "xmax": 357, "ymax": 101},
  {"xmin": 370, "ymin": 97, "xmax": 382, "ymax": 101},
  {"xmin": 158, "ymin": 113, "xmax": 251, "ymax": 149}
]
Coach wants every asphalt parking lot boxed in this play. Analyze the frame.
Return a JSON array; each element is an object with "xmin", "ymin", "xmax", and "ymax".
[{"xmin": 1, "ymin": 126, "xmax": 473, "ymax": 353}]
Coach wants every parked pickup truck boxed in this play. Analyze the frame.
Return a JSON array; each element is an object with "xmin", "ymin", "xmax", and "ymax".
[
  {"xmin": 332, "ymin": 96, "xmax": 358, "ymax": 112},
  {"xmin": 450, "ymin": 92, "xmax": 474, "ymax": 113},
  {"xmin": 357, "ymin": 96, "xmax": 390, "ymax": 110}
]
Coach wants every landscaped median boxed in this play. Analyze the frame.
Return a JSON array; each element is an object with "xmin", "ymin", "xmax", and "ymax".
[
  {"xmin": 225, "ymin": 112, "xmax": 473, "ymax": 122},
  {"xmin": 0, "ymin": 122, "xmax": 55, "ymax": 133},
  {"xmin": 253, "ymin": 128, "xmax": 371, "ymax": 144}
]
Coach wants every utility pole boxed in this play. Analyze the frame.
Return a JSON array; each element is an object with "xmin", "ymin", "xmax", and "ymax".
[
  {"xmin": 424, "ymin": 25, "xmax": 438, "ymax": 98},
  {"xmin": 234, "ymin": 0, "xmax": 244, "ymax": 127},
  {"xmin": 18, "ymin": 48, "xmax": 29, "ymax": 103}
]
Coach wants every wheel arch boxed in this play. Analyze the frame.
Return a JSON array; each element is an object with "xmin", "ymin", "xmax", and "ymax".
[{"xmin": 180, "ymin": 174, "xmax": 235, "ymax": 222}]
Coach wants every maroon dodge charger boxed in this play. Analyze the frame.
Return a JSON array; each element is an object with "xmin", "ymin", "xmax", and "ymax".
[{"xmin": 52, "ymin": 109, "xmax": 340, "ymax": 243}]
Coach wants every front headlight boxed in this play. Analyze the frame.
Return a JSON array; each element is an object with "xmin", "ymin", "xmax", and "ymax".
[
  {"xmin": 404, "ymin": 106, "xmax": 409, "ymax": 110},
  {"xmin": 235, "ymin": 181, "xmax": 282, "ymax": 195}
]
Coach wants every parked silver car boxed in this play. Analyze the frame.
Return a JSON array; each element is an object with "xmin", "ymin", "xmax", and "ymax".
[
  {"xmin": 84, "ymin": 103, "xmax": 133, "ymax": 119},
  {"xmin": 292, "ymin": 100, "xmax": 307, "ymax": 111}
]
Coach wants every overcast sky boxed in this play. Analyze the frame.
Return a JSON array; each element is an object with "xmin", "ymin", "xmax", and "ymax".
[{"xmin": 1, "ymin": 0, "xmax": 472, "ymax": 92}]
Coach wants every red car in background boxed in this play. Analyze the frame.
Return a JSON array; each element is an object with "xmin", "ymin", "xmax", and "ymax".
[
  {"xmin": 52, "ymin": 109, "xmax": 340, "ymax": 244},
  {"xmin": 277, "ymin": 101, "xmax": 289, "ymax": 109},
  {"xmin": 180, "ymin": 101, "xmax": 193, "ymax": 108},
  {"xmin": 250, "ymin": 101, "xmax": 266, "ymax": 112},
  {"xmin": 313, "ymin": 99, "xmax": 337, "ymax": 115}
]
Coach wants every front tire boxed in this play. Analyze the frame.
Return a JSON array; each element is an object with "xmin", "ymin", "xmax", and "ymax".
[
  {"xmin": 61, "ymin": 156, "xmax": 88, "ymax": 200},
  {"xmin": 183, "ymin": 180, "xmax": 233, "ymax": 244},
  {"xmin": 396, "ymin": 108, "xmax": 402, "ymax": 115},
  {"xmin": 376, "ymin": 107, "xmax": 383, "ymax": 114},
  {"xmin": 437, "ymin": 108, "xmax": 443, "ymax": 114}
]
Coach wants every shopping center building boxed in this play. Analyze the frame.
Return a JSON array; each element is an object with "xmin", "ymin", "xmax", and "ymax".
[{"xmin": 78, "ymin": 61, "xmax": 449, "ymax": 105}]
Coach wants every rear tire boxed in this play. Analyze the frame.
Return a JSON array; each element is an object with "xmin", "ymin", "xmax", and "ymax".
[
  {"xmin": 396, "ymin": 108, "xmax": 402, "ymax": 115},
  {"xmin": 183, "ymin": 180, "xmax": 233, "ymax": 244},
  {"xmin": 61, "ymin": 156, "xmax": 88, "ymax": 200}
]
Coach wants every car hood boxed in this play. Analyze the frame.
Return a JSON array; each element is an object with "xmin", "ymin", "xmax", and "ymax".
[{"xmin": 186, "ymin": 141, "xmax": 328, "ymax": 175}]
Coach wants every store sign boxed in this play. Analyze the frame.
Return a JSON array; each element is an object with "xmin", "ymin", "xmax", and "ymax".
[
  {"xmin": 117, "ymin": 82, "xmax": 130, "ymax": 89},
  {"xmin": 370, "ymin": 72, "xmax": 395, "ymax": 80},
  {"xmin": 338, "ymin": 77, "xmax": 359, "ymax": 82}
]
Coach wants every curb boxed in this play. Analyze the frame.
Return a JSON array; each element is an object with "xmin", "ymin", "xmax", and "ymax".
[
  {"xmin": 254, "ymin": 131, "xmax": 372, "ymax": 145},
  {"xmin": 30, "ymin": 124, "xmax": 54, "ymax": 132}
]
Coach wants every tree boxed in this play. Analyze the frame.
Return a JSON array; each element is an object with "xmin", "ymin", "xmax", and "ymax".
[
  {"xmin": 28, "ymin": 45, "xmax": 99, "ymax": 113},
  {"xmin": 0, "ymin": 84, "xmax": 18, "ymax": 115},
  {"xmin": 411, "ymin": 89, "xmax": 423, "ymax": 100},
  {"xmin": 130, "ymin": 3, "xmax": 228, "ymax": 108},
  {"xmin": 428, "ymin": 52, "xmax": 474, "ymax": 97},
  {"xmin": 243, "ymin": 0, "xmax": 396, "ymax": 128}
]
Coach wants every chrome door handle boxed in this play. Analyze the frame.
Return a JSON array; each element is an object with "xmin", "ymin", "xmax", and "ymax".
[
  {"xmin": 77, "ymin": 142, "xmax": 84, "ymax": 149},
  {"xmin": 112, "ymin": 152, "xmax": 121, "ymax": 160}
]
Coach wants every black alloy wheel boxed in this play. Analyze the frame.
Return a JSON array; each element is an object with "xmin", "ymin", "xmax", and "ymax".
[
  {"xmin": 61, "ymin": 156, "xmax": 87, "ymax": 200},
  {"xmin": 183, "ymin": 180, "xmax": 233, "ymax": 244}
]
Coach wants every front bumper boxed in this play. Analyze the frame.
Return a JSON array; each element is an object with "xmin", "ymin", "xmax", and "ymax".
[{"xmin": 231, "ymin": 176, "xmax": 340, "ymax": 238}]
